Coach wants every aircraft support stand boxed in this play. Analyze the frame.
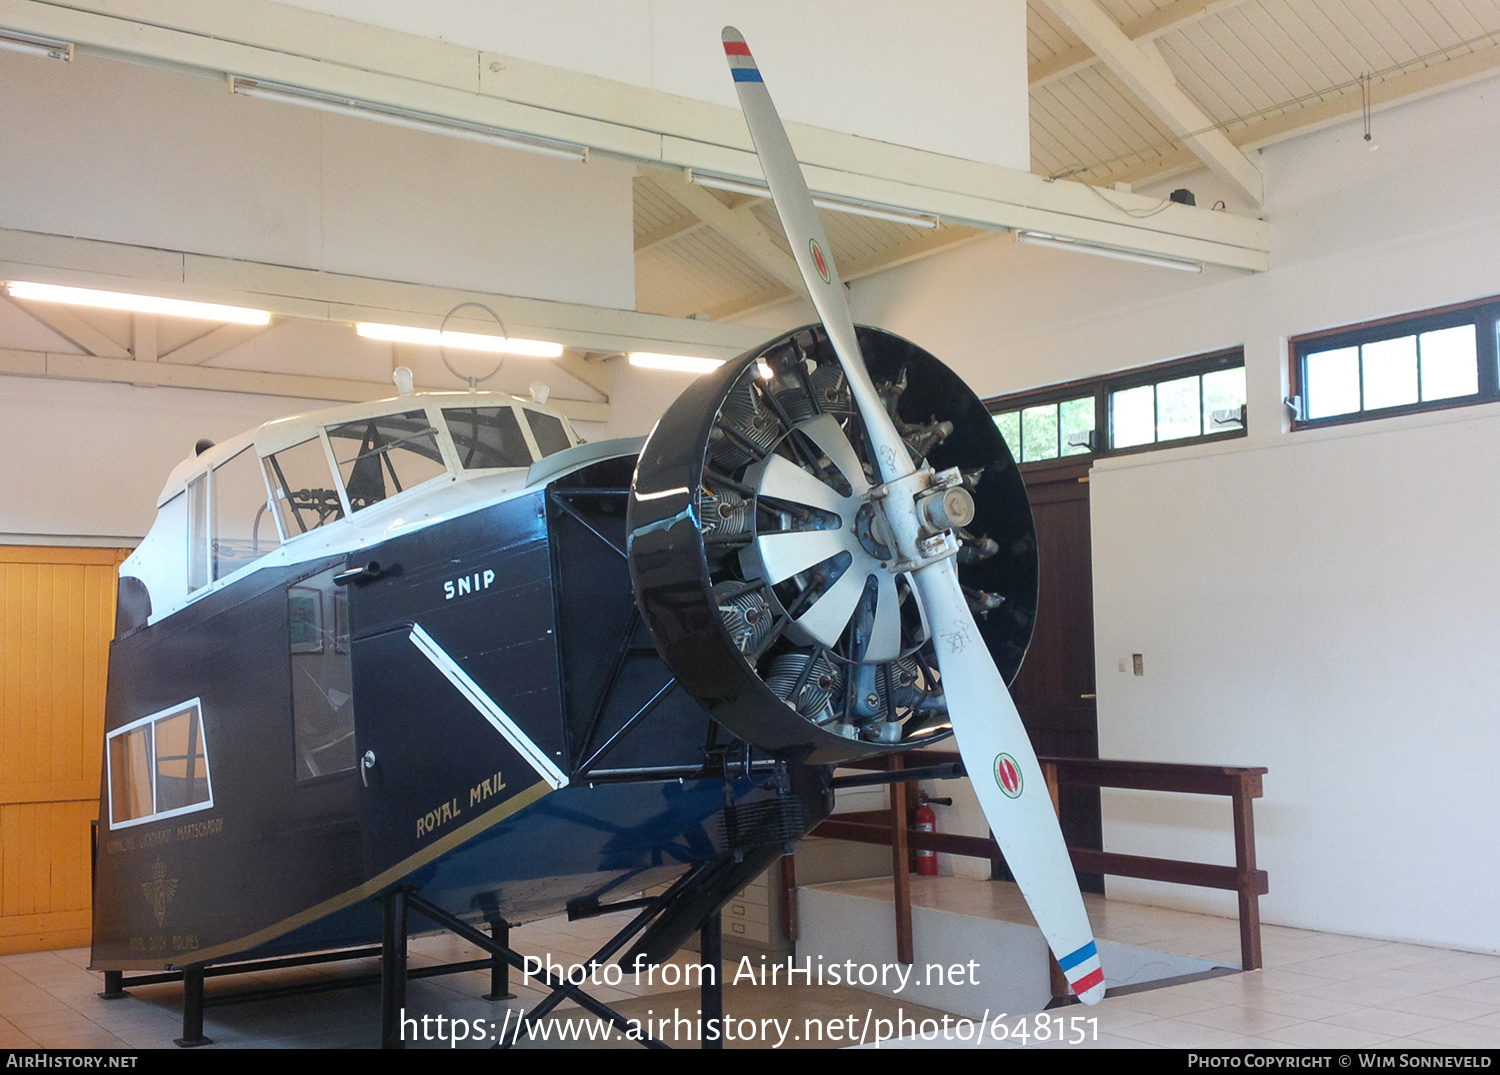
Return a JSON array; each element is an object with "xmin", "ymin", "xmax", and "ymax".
[
  {"xmin": 98, "ymin": 971, "xmax": 127, "ymax": 1000},
  {"xmin": 381, "ymin": 886, "xmax": 410, "ymax": 1050},
  {"xmin": 173, "ymin": 964, "xmax": 212, "ymax": 1047},
  {"xmin": 700, "ymin": 912, "xmax": 723, "ymax": 1050},
  {"xmin": 402, "ymin": 890, "xmax": 675, "ymax": 1048},
  {"xmin": 484, "ymin": 917, "xmax": 516, "ymax": 1001}
]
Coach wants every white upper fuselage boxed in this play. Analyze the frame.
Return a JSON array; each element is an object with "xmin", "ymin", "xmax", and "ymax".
[{"xmin": 122, "ymin": 388, "xmax": 639, "ymax": 627}]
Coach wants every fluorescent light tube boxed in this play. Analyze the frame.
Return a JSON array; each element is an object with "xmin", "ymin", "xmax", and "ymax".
[
  {"xmin": 688, "ymin": 171, "xmax": 939, "ymax": 230},
  {"xmin": 628, "ymin": 352, "xmax": 725, "ymax": 375},
  {"xmin": 0, "ymin": 29, "xmax": 73, "ymax": 61},
  {"xmin": 1015, "ymin": 231, "xmax": 1203, "ymax": 273},
  {"xmin": 6, "ymin": 282, "xmax": 270, "ymax": 324},
  {"xmin": 231, "ymin": 77, "xmax": 588, "ymax": 162},
  {"xmin": 356, "ymin": 322, "xmax": 564, "ymax": 358}
]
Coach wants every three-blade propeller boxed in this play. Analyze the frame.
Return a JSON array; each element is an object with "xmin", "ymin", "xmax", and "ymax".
[{"xmin": 721, "ymin": 26, "xmax": 1105, "ymax": 1004}]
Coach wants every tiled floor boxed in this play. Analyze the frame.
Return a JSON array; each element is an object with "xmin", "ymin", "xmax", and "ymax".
[{"xmin": 3, "ymin": 879, "xmax": 1499, "ymax": 1049}]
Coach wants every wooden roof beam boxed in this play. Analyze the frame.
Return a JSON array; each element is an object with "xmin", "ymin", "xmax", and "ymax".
[
  {"xmin": 645, "ymin": 171, "xmax": 807, "ymax": 294},
  {"xmin": 1030, "ymin": 0, "xmax": 1254, "ymax": 88},
  {"xmin": 1078, "ymin": 41, "xmax": 1500, "ymax": 191},
  {"xmin": 1042, "ymin": 0, "xmax": 1264, "ymax": 206}
]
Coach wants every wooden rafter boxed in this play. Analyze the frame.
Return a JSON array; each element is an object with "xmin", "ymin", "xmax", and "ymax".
[
  {"xmin": 3, "ymin": 294, "xmax": 129, "ymax": 358},
  {"xmin": 1042, "ymin": 0, "xmax": 1263, "ymax": 206},
  {"xmin": 160, "ymin": 323, "xmax": 268, "ymax": 366},
  {"xmin": 643, "ymin": 172, "xmax": 807, "ymax": 294},
  {"xmin": 1078, "ymin": 41, "xmax": 1500, "ymax": 191},
  {"xmin": 1030, "ymin": 0, "xmax": 1253, "ymax": 88}
]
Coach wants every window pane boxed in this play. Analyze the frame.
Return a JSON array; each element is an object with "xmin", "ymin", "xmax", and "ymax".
[
  {"xmin": 1304, "ymin": 346, "xmax": 1360, "ymax": 419},
  {"xmin": 109, "ymin": 725, "xmax": 153, "ymax": 825},
  {"xmin": 213, "ymin": 448, "xmax": 278, "ymax": 581},
  {"xmin": 1156, "ymin": 375, "xmax": 1202, "ymax": 441},
  {"xmin": 993, "ymin": 412, "xmax": 1020, "ymax": 460},
  {"xmin": 1419, "ymin": 324, "xmax": 1478, "ymax": 401},
  {"xmin": 1361, "ymin": 335, "xmax": 1418, "ymax": 410},
  {"xmin": 265, "ymin": 438, "xmax": 345, "ymax": 537},
  {"xmin": 526, "ymin": 411, "xmax": 573, "ymax": 457},
  {"xmin": 444, "ymin": 407, "xmax": 532, "ymax": 469},
  {"xmin": 1203, "ymin": 367, "xmax": 1246, "ymax": 429},
  {"xmin": 1021, "ymin": 404, "xmax": 1059, "ymax": 462},
  {"xmin": 186, "ymin": 474, "xmax": 208, "ymax": 593},
  {"xmin": 290, "ymin": 568, "xmax": 356, "ymax": 781},
  {"xmin": 154, "ymin": 707, "xmax": 210, "ymax": 812},
  {"xmin": 1058, "ymin": 396, "xmax": 1095, "ymax": 456},
  {"xmin": 327, "ymin": 411, "xmax": 447, "ymax": 511},
  {"xmin": 1110, "ymin": 385, "xmax": 1155, "ymax": 448}
]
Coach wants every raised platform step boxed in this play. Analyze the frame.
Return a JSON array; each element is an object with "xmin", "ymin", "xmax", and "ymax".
[{"xmin": 797, "ymin": 876, "xmax": 1236, "ymax": 1017}]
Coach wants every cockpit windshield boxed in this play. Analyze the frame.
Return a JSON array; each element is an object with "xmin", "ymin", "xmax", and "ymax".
[{"xmin": 325, "ymin": 410, "xmax": 446, "ymax": 511}]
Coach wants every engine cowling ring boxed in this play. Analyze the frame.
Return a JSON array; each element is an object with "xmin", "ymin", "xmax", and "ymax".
[{"xmin": 627, "ymin": 325, "xmax": 1037, "ymax": 764}]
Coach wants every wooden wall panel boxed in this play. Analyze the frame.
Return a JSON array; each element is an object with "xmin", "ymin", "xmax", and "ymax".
[{"xmin": 0, "ymin": 546, "xmax": 129, "ymax": 954}]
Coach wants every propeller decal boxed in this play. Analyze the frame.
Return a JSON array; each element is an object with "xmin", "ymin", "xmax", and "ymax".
[
  {"xmin": 994, "ymin": 753, "xmax": 1024, "ymax": 798},
  {"xmin": 810, "ymin": 239, "xmax": 831, "ymax": 283}
]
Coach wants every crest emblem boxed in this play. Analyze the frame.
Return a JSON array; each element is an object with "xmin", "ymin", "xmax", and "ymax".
[
  {"xmin": 810, "ymin": 239, "xmax": 831, "ymax": 284},
  {"xmin": 142, "ymin": 857, "xmax": 179, "ymax": 927},
  {"xmin": 994, "ymin": 754, "xmax": 1023, "ymax": 798}
]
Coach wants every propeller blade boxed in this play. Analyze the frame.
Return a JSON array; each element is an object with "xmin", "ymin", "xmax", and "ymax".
[
  {"xmin": 722, "ymin": 26, "xmax": 1105, "ymax": 1004},
  {"xmin": 721, "ymin": 27, "xmax": 911, "ymax": 486},
  {"xmin": 911, "ymin": 561, "xmax": 1105, "ymax": 1003}
]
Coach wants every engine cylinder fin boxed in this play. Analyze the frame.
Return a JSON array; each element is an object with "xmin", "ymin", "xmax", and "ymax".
[{"xmin": 714, "ymin": 580, "xmax": 772, "ymax": 655}]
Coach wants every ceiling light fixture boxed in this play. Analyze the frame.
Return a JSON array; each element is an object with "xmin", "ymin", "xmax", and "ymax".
[
  {"xmin": 6, "ymin": 281, "xmax": 271, "ymax": 323},
  {"xmin": 1014, "ymin": 231, "xmax": 1203, "ymax": 273},
  {"xmin": 356, "ymin": 322, "xmax": 564, "ymax": 358},
  {"xmin": 628, "ymin": 352, "xmax": 726, "ymax": 375},
  {"xmin": 687, "ymin": 170, "xmax": 939, "ymax": 230},
  {"xmin": 0, "ymin": 28, "xmax": 73, "ymax": 61},
  {"xmin": 230, "ymin": 77, "xmax": 589, "ymax": 162}
]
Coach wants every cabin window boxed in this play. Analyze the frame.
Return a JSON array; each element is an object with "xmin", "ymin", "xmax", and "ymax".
[
  {"xmin": 106, "ymin": 700, "xmax": 213, "ymax": 829},
  {"xmin": 290, "ymin": 566, "xmax": 356, "ymax": 781},
  {"xmin": 264, "ymin": 437, "xmax": 346, "ymax": 537},
  {"xmin": 326, "ymin": 411, "xmax": 447, "ymax": 511},
  {"xmin": 525, "ymin": 410, "xmax": 573, "ymax": 458},
  {"xmin": 186, "ymin": 474, "xmax": 209, "ymax": 592},
  {"xmin": 212, "ymin": 447, "xmax": 279, "ymax": 580},
  {"xmin": 443, "ymin": 406, "xmax": 533, "ymax": 469}
]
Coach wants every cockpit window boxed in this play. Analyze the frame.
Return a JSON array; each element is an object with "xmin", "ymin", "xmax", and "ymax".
[
  {"xmin": 213, "ymin": 447, "xmax": 279, "ymax": 580},
  {"xmin": 525, "ymin": 410, "xmax": 573, "ymax": 458},
  {"xmin": 443, "ymin": 406, "xmax": 533, "ymax": 469},
  {"xmin": 264, "ymin": 437, "xmax": 346, "ymax": 537},
  {"xmin": 325, "ymin": 411, "xmax": 446, "ymax": 512}
]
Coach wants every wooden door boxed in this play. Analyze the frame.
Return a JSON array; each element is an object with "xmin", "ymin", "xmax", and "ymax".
[
  {"xmin": 0, "ymin": 546, "xmax": 127, "ymax": 953},
  {"xmin": 1006, "ymin": 462, "xmax": 1103, "ymax": 892}
]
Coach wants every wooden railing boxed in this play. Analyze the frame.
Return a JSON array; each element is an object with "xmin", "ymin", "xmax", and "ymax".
[{"xmin": 808, "ymin": 751, "xmax": 1269, "ymax": 974}]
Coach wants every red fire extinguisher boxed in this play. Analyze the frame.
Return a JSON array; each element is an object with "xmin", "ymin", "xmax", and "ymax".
[{"xmin": 915, "ymin": 794, "xmax": 950, "ymax": 876}]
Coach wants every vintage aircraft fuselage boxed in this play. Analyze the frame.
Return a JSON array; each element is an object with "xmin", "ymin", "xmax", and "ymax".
[
  {"xmin": 92, "ymin": 384, "xmax": 799, "ymax": 971},
  {"xmin": 91, "ymin": 325, "xmax": 1037, "ymax": 975}
]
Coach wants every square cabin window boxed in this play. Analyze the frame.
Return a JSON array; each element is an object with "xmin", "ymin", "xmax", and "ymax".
[{"xmin": 107, "ymin": 700, "xmax": 213, "ymax": 829}]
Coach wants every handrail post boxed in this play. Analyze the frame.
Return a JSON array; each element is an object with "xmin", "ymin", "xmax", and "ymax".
[
  {"xmin": 889, "ymin": 754, "xmax": 914, "ymax": 965},
  {"xmin": 1231, "ymin": 771, "xmax": 1264, "ymax": 970}
]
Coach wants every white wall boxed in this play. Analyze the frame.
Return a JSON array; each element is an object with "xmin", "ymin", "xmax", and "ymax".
[
  {"xmin": 0, "ymin": 46, "xmax": 636, "ymax": 542},
  {"xmin": 0, "ymin": 50, "xmax": 635, "ymax": 308},
  {"xmin": 842, "ymin": 76, "xmax": 1500, "ymax": 952},
  {"xmin": 276, "ymin": 0, "xmax": 1032, "ymax": 171}
]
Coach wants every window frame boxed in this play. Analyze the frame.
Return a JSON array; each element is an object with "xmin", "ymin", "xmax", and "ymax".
[
  {"xmin": 985, "ymin": 347, "xmax": 1247, "ymax": 469},
  {"xmin": 106, "ymin": 698, "xmax": 214, "ymax": 830},
  {"xmin": 1288, "ymin": 296, "xmax": 1500, "ymax": 430}
]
